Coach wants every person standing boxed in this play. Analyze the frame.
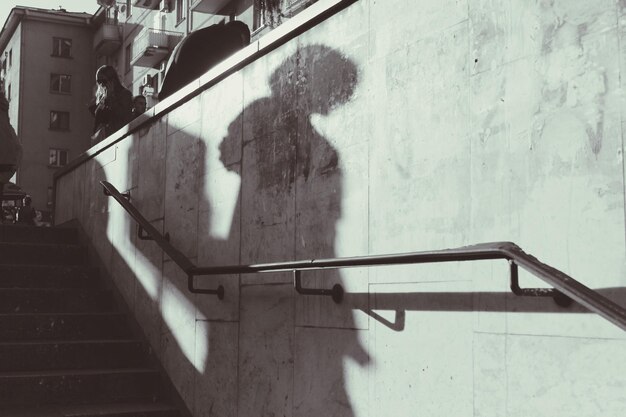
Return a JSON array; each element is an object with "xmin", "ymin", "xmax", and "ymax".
[
  {"xmin": 16, "ymin": 196, "xmax": 36, "ymax": 226},
  {"xmin": 131, "ymin": 94, "xmax": 147, "ymax": 119},
  {"xmin": 88, "ymin": 65, "xmax": 133, "ymax": 143}
]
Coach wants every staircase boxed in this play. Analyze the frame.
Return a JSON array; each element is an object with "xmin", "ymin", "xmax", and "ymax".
[{"xmin": 0, "ymin": 225, "xmax": 181, "ymax": 417}]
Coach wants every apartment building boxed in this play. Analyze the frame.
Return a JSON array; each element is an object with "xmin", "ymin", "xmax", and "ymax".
[
  {"xmin": 0, "ymin": 7, "xmax": 95, "ymax": 219},
  {"xmin": 97, "ymin": 0, "xmax": 313, "ymax": 106},
  {"xmin": 0, "ymin": 1, "xmax": 316, "ymax": 220}
]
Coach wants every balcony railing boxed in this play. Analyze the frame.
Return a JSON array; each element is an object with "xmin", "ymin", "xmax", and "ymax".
[
  {"xmin": 130, "ymin": 28, "xmax": 183, "ymax": 69},
  {"xmin": 190, "ymin": 0, "xmax": 231, "ymax": 14},
  {"xmin": 93, "ymin": 19, "xmax": 122, "ymax": 56}
]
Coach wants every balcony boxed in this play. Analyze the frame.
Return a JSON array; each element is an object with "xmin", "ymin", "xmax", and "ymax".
[
  {"xmin": 133, "ymin": 0, "xmax": 160, "ymax": 8},
  {"xmin": 130, "ymin": 28, "xmax": 183, "ymax": 69},
  {"xmin": 190, "ymin": 0, "xmax": 231, "ymax": 14},
  {"xmin": 93, "ymin": 19, "xmax": 122, "ymax": 56}
]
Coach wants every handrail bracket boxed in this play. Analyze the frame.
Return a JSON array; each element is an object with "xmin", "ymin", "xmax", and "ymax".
[
  {"xmin": 138, "ymin": 225, "xmax": 169, "ymax": 241},
  {"xmin": 509, "ymin": 260, "xmax": 572, "ymax": 307},
  {"xmin": 104, "ymin": 187, "xmax": 131, "ymax": 201},
  {"xmin": 188, "ymin": 273, "xmax": 224, "ymax": 299},
  {"xmin": 293, "ymin": 270, "xmax": 343, "ymax": 304}
]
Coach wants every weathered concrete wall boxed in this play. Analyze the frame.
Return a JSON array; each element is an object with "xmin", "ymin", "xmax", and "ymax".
[{"xmin": 55, "ymin": 0, "xmax": 626, "ymax": 416}]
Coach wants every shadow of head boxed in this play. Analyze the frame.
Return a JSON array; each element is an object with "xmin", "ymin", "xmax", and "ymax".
[
  {"xmin": 271, "ymin": 44, "xmax": 359, "ymax": 115},
  {"xmin": 219, "ymin": 45, "xmax": 359, "ymax": 167}
]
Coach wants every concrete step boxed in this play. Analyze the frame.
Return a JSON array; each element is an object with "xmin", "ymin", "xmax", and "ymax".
[
  {"xmin": 0, "ymin": 340, "xmax": 148, "ymax": 372},
  {"xmin": 0, "ymin": 289, "xmax": 113, "ymax": 313},
  {"xmin": 0, "ymin": 242, "xmax": 87, "ymax": 266},
  {"xmin": 0, "ymin": 368, "xmax": 162, "ymax": 407},
  {"xmin": 0, "ymin": 226, "xmax": 184, "ymax": 416},
  {"xmin": 0, "ymin": 313, "xmax": 132, "ymax": 342},
  {"xmin": 0, "ymin": 225, "xmax": 78, "ymax": 245},
  {"xmin": 0, "ymin": 265, "xmax": 99, "ymax": 288},
  {"xmin": 0, "ymin": 402, "xmax": 179, "ymax": 417}
]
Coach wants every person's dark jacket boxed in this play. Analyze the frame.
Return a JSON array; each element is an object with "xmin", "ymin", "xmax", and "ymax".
[
  {"xmin": 16, "ymin": 205, "xmax": 36, "ymax": 225},
  {"xmin": 88, "ymin": 87, "xmax": 133, "ymax": 136},
  {"xmin": 159, "ymin": 21, "xmax": 250, "ymax": 100}
]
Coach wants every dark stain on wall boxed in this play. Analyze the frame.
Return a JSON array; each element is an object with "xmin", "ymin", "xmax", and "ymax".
[
  {"xmin": 538, "ymin": 11, "xmax": 608, "ymax": 156},
  {"xmin": 587, "ymin": 71, "xmax": 608, "ymax": 156},
  {"xmin": 587, "ymin": 121, "xmax": 603, "ymax": 155},
  {"xmin": 223, "ymin": 45, "xmax": 358, "ymax": 190}
]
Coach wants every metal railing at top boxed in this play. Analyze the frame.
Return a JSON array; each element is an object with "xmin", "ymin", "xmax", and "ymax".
[
  {"xmin": 134, "ymin": 27, "xmax": 182, "ymax": 49},
  {"xmin": 100, "ymin": 180, "xmax": 626, "ymax": 332}
]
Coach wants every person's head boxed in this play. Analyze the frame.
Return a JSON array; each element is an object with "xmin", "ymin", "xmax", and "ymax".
[
  {"xmin": 23, "ymin": 196, "xmax": 31, "ymax": 206},
  {"xmin": 227, "ymin": 20, "xmax": 251, "ymax": 46},
  {"xmin": 133, "ymin": 95, "xmax": 147, "ymax": 114},
  {"xmin": 95, "ymin": 65, "xmax": 121, "ymax": 102},
  {"xmin": 96, "ymin": 65, "xmax": 121, "ymax": 89}
]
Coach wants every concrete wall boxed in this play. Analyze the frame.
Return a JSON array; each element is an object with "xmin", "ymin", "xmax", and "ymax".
[{"xmin": 55, "ymin": 0, "xmax": 626, "ymax": 416}]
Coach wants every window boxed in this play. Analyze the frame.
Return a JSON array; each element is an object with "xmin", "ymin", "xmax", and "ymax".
[
  {"xmin": 8, "ymin": 49, "xmax": 12, "ymax": 67},
  {"xmin": 126, "ymin": 0, "xmax": 132, "ymax": 18},
  {"xmin": 49, "ymin": 149, "xmax": 68, "ymax": 167},
  {"xmin": 176, "ymin": 0, "xmax": 185, "ymax": 24},
  {"xmin": 253, "ymin": 7, "xmax": 263, "ymax": 32},
  {"xmin": 50, "ymin": 74, "xmax": 71, "ymax": 93},
  {"xmin": 47, "ymin": 187, "xmax": 53, "ymax": 207},
  {"xmin": 125, "ymin": 44, "xmax": 131, "ymax": 73},
  {"xmin": 49, "ymin": 111, "xmax": 70, "ymax": 130},
  {"xmin": 6, "ymin": 84, "xmax": 10, "ymax": 101},
  {"xmin": 52, "ymin": 38, "xmax": 72, "ymax": 58}
]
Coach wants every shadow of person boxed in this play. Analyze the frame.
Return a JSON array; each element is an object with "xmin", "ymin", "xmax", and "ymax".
[
  {"xmin": 78, "ymin": 41, "xmax": 626, "ymax": 417},
  {"xmin": 86, "ymin": 43, "xmax": 369, "ymax": 417},
  {"xmin": 217, "ymin": 44, "xmax": 370, "ymax": 416}
]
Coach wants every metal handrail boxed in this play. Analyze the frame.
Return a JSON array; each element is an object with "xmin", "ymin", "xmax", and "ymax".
[
  {"xmin": 101, "ymin": 180, "xmax": 626, "ymax": 332},
  {"xmin": 101, "ymin": 181, "xmax": 193, "ymax": 272}
]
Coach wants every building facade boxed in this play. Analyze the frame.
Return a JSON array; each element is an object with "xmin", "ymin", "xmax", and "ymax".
[
  {"xmin": 96, "ymin": 0, "xmax": 316, "ymax": 107},
  {"xmin": 0, "ymin": 7, "xmax": 95, "ymax": 218},
  {"xmin": 0, "ymin": 0, "xmax": 318, "ymax": 219}
]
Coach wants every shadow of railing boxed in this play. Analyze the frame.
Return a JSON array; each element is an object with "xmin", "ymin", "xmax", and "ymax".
[{"xmin": 355, "ymin": 287, "xmax": 626, "ymax": 331}]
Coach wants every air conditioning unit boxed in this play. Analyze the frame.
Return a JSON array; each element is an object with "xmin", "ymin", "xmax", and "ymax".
[{"xmin": 160, "ymin": 0, "xmax": 171, "ymax": 12}]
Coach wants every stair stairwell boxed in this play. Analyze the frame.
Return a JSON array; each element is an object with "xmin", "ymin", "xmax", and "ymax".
[{"xmin": 0, "ymin": 225, "xmax": 184, "ymax": 417}]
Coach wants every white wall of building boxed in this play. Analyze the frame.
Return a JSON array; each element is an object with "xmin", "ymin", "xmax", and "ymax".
[{"xmin": 55, "ymin": 0, "xmax": 626, "ymax": 416}]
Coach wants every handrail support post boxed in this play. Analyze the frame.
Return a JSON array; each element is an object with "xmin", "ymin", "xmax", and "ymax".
[
  {"xmin": 509, "ymin": 260, "xmax": 572, "ymax": 307},
  {"xmin": 138, "ymin": 225, "xmax": 169, "ymax": 241},
  {"xmin": 104, "ymin": 187, "xmax": 130, "ymax": 201},
  {"xmin": 187, "ymin": 273, "xmax": 224, "ymax": 299},
  {"xmin": 293, "ymin": 270, "xmax": 343, "ymax": 304}
]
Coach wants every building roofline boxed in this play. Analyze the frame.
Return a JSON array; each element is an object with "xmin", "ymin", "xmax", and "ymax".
[
  {"xmin": 90, "ymin": 6, "xmax": 106, "ymax": 25},
  {"xmin": 0, "ymin": 7, "xmax": 93, "ymax": 52}
]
